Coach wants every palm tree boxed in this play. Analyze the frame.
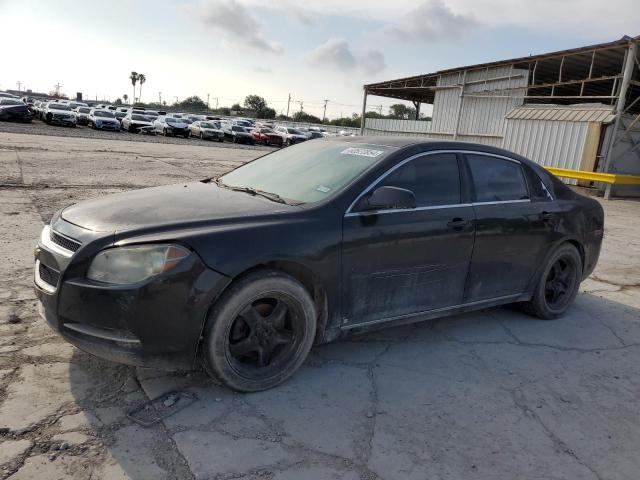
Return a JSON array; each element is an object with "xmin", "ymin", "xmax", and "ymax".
[
  {"xmin": 129, "ymin": 71, "xmax": 138, "ymax": 105},
  {"xmin": 123, "ymin": 94, "xmax": 129, "ymax": 105},
  {"xmin": 138, "ymin": 74, "xmax": 146, "ymax": 104}
]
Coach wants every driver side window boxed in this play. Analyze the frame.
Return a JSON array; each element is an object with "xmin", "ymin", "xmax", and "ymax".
[{"xmin": 375, "ymin": 153, "xmax": 461, "ymax": 207}]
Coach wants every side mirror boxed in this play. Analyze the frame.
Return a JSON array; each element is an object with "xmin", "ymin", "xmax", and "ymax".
[{"xmin": 366, "ymin": 186, "xmax": 416, "ymax": 210}]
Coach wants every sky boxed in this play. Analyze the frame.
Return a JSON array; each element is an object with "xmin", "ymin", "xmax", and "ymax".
[{"xmin": 1, "ymin": 0, "xmax": 639, "ymax": 119}]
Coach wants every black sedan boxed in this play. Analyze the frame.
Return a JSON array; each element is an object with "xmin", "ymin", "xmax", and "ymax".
[
  {"xmin": 34, "ymin": 138, "xmax": 604, "ymax": 391},
  {"xmin": 224, "ymin": 125, "xmax": 255, "ymax": 144},
  {"xmin": 0, "ymin": 98, "xmax": 33, "ymax": 122}
]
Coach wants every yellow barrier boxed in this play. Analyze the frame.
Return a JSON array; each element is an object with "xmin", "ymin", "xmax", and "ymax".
[{"xmin": 544, "ymin": 166, "xmax": 640, "ymax": 199}]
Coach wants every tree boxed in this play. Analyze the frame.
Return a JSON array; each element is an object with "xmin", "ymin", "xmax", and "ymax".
[
  {"xmin": 129, "ymin": 71, "xmax": 138, "ymax": 104},
  {"xmin": 138, "ymin": 73, "xmax": 146, "ymax": 103},
  {"xmin": 123, "ymin": 93, "xmax": 129, "ymax": 104},
  {"xmin": 260, "ymin": 107, "xmax": 276, "ymax": 119},
  {"xmin": 244, "ymin": 95, "xmax": 267, "ymax": 112},
  {"xmin": 230, "ymin": 103, "xmax": 242, "ymax": 112},
  {"xmin": 175, "ymin": 96, "xmax": 208, "ymax": 111},
  {"xmin": 293, "ymin": 111, "xmax": 322, "ymax": 124},
  {"xmin": 114, "ymin": 98, "xmax": 123, "ymax": 105},
  {"xmin": 218, "ymin": 107, "xmax": 231, "ymax": 116}
]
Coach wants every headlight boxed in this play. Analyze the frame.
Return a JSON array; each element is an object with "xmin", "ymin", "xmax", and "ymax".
[{"xmin": 87, "ymin": 244, "xmax": 190, "ymax": 284}]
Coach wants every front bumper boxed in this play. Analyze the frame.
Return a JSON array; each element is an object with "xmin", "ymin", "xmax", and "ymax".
[
  {"xmin": 50, "ymin": 115, "xmax": 76, "ymax": 126},
  {"xmin": 95, "ymin": 122, "xmax": 120, "ymax": 131},
  {"xmin": 34, "ymin": 219, "xmax": 229, "ymax": 370}
]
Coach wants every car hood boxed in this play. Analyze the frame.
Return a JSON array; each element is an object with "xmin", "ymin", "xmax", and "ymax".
[
  {"xmin": 166, "ymin": 121, "xmax": 188, "ymax": 128},
  {"xmin": 94, "ymin": 116, "xmax": 118, "ymax": 122},
  {"xmin": 60, "ymin": 181, "xmax": 295, "ymax": 233}
]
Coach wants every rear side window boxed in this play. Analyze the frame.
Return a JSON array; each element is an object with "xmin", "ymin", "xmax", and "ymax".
[
  {"xmin": 379, "ymin": 153, "xmax": 461, "ymax": 207},
  {"xmin": 467, "ymin": 154, "xmax": 529, "ymax": 202}
]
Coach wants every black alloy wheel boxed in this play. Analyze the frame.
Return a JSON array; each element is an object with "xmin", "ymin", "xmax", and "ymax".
[
  {"xmin": 203, "ymin": 270, "xmax": 317, "ymax": 392},
  {"xmin": 522, "ymin": 243, "xmax": 582, "ymax": 319}
]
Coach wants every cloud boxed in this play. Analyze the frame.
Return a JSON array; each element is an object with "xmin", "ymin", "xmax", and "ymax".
[
  {"xmin": 384, "ymin": 0, "xmax": 478, "ymax": 43},
  {"xmin": 199, "ymin": 0, "xmax": 282, "ymax": 53},
  {"xmin": 306, "ymin": 38, "xmax": 386, "ymax": 74}
]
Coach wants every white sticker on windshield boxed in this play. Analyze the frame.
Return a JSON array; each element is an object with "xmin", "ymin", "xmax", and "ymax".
[
  {"xmin": 316, "ymin": 185, "xmax": 331, "ymax": 193},
  {"xmin": 340, "ymin": 147, "xmax": 384, "ymax": 158}
]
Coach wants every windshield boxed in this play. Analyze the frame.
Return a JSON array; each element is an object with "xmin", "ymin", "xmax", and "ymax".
[
  {"xmin": 1, "ymin": 99, "xmax": 23, "ymax": 105},
  {"xmin": 201, "ymin": 122, "xmax": 217, "ymax": 128},
  {"xmin": 232, "ymin": 126, "xmax": 246, "ymax": 132},
  {"xmin": 219, "ymin": 141, "xmax": 395, "ymax": 203},
  {"xmin": 166, "ymin": 117, "xmax": 182, "ymax": 123},
  {"xmin": 78, "ymin": 107, "xmax": 91, "ymax": 113},
  {"xmin": 131, "ymin": 114, "xmax": 149, "ymax": 121},
  {"xmin": 287, "ymin": 128, "xmax": 302, "ymax": 135},
  {"xmin": 94, "ymin": 110, "xmax": 115, "ymax": 117},
  {"xmin": 50, "ymin": 104, "xmax": 71, "ymax": 111}
]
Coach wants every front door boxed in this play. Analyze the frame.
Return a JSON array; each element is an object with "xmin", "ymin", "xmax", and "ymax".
[{"xmin": 341, "ymin": 152, "xmax": 476, "ymax": 327}]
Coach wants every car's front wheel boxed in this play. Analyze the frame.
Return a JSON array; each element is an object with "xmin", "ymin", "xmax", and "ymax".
[
  {"xmin": 202, "ymin": 270, "xmax": 317, "ymax": 392},
  {"xmin": 523, "ymin": 243, "xmax": 582, "ymax": 320}
]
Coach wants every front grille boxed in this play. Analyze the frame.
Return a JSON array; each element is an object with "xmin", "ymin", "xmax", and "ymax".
[
  {"xmin": 50, "ymin": 230, "xmax": 81, "ymax": 252},
  {"xmin": 38, "ymin": 262, "xmax": 60, "ymax": 287}
]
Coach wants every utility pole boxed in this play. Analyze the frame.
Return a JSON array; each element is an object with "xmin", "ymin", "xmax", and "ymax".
[
  {"xmin": 206, "ymin": 93, "xmax": 210, "ymax": 109},
  {"xmin": 54, "ymin": 82, "xmax": 62, "ymax": 96},
  {"xmin": 174, "ymin": 96, "xmax": 178, "ymax": 104},
  {"xmin": 286, "ymin": 93, "xmax": 291, "ymax": 118},
  {"xmin": 215, "ymin": 97, "xmax": 219, "ymax": 109},
  {"xmin": 16, "ymin": 81, "xmax": 22, "ymax": 93},
  {"xmin": 322, "ymin": 99, "xmax": 329, "ymax": 123},
  {"xmin": 158, "ymin": 92, "xmax": 162, "ymax": 105}
]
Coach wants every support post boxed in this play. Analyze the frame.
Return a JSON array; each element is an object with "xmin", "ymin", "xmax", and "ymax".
[
  {"xmin": 413, "ymin": 101, "xmax": 421, "ymax": 120},
  {"xmin": 603, "ymin": 41, "xmax": 638, "ymax": 173},
  {"xmin": 360, "ymin": 90, "xmax": 368, "ymax": 136},
  {"xmin": 453, "ymin": 71, "xmax": 467, "ymax": 140}
]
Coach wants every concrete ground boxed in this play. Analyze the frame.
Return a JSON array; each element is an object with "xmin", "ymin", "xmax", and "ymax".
[{"xmin": 1, "ymin": 130, "xmax": 639, "ymax": 480}]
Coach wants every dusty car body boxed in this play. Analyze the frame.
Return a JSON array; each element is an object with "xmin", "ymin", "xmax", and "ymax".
[
  {"xmin": 154, "ymin": 116, "xmax": 190, "ymax": 137},
  {"xmin": 251, "ymin": 127, "xmax": 284, "ymax": 147},
  {"xmin": 224, "ymin": 125, "xmax": 255, "ymax": 144},
  {"xmin": 88, "ymin": 109, "xmax": 120, "ymax": 131},
  {"xmin": 35, "ymin": 138, "xmax": 603, "ymax": 391},
  {"xmin": 189, "ymin": 121, "xmax": 224, "ymax": 141},
  {"xmin": 122, "ymin": 113, "xmax": 154, "ymax": 133},
  {"xmin": 43, "ymin": 103, "xmax": 76, "ymax": 126},
  {"xmin": 0, "ymin": 98, "xmax": 33, "ymax": 122}
]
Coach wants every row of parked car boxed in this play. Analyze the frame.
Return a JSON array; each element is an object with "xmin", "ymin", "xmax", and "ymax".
[{"xmin": 0, "ymin": 91, "xmax": 354, "ymax": 146}]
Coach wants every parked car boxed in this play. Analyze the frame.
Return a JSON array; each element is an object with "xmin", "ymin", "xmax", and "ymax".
[
  {"xmin": 189, "ymin": 120, "xmax": 224, "ymax": 141},
  {"xmin": 0, "ymin": 91, "xmax": 19, "ymax": 99},
  {"xmin": 34, "ymin": 138, "xmax": 604, "ymax": 392},
  {"xmin": 297, "ymin": 127, "xmax": 324, "ymax": 140},
  {"xmin": 122, "ymin": 113, "xmax": 154, "ymax": 133},
  {"xmin": 88, "ymin": 109, "xmax": 120, "ymax": 131},
  {"xmin": 43, "ymin": 103, "xmax": 76, "ymax": 127},
  {"xmin": 274, "ymin": 126, "xmax": 307, "ymax": 146},
  {"xmin": 154, "ymin": 116, "xmax": 190, "ymax": 137},
  {"xmin": 224, "ymin": 125, "xmax": 255, "ymax": 144},
  {"xmin": 251, "ymin": 127, "xmax": 284, "ymax": 147},
  {"xmin": 74, "ymin": 106, "xmax": 92, "ymax": 126},
  {"xmin": 114, "ymin": 111, "xmax": 127, "ymax": 125},
  {"xmin": 0, "ymin": 98, "xmax": 33, "ymax": 122},
  {"xmin": 233, "ymin": 119, "xmax": 253, "ymax": 129}
]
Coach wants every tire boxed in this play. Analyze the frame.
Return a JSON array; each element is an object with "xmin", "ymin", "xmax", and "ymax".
[
  {"xmin": 202, "ymin": 269, "xmax": 317, "ymax": 392},
  {"xmin": 163, "ymin": 127, "xmax": 169, "ymax": 137},
  {"xmin": 522, "ymin": 243, "xmax": 582, "ymax": 320}
]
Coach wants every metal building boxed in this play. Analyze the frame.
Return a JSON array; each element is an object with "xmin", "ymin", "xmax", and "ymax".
[{"xmin": 360, "ymin": 35, "xmax": 640, "ymax": 195}]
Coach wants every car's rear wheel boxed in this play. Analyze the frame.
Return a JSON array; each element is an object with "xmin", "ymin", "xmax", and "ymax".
[
  {"xmin": 202, "ymin": 270, "xmax": 317, "ymax": 392},
  {"xmin": 522, "ymin": 243, "xmax": 582, "ymax": 320}
]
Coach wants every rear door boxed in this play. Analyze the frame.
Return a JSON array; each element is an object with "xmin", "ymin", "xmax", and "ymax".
[
  {"xmin": 341, "ymin": 152, "xmax": 476, "ymax": 327},
  {"xmin": 462, "ymin": 153, "xmax": 552, "ymax": 302}
]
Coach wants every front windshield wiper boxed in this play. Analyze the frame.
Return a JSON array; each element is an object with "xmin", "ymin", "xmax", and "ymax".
[{"xmin": 212, "ymin": 177, "xmax": 290, "ymax": 205}]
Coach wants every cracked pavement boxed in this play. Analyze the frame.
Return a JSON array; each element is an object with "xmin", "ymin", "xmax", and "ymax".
[{"xmin": 1, "ymin": 130, "xmax": 640, "ymax": 479}]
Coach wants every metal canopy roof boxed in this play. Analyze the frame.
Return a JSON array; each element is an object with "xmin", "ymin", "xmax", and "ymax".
[
  {"xmin": 505, "ymin": 104, "xmax": 616, "ymax": 123},
  {"xmin": 364, "ymin": 35, "xmax": 640, "ymax": 111}
]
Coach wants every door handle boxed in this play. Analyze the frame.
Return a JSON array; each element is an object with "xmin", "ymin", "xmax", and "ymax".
[{"xmin": 447, "ymin": 218, "xmax": 469, "ymax": 231}]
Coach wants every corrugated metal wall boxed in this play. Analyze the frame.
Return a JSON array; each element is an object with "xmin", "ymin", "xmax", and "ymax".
[
  {"xmin": 502, "ymin": 118, "xmax": 590, "ymax": 170},
  {"xmin": 364, "ymin": 65, "xmax": 527, "ymax": 147},
  {"xmin": 431, "ymin": 66, "xmax": 528, "ymax": 138}
]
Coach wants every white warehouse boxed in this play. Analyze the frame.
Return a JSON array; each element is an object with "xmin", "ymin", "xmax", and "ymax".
[{"xmin": 361, "ymin": 35, "xmax": 640, "ymax": 196}]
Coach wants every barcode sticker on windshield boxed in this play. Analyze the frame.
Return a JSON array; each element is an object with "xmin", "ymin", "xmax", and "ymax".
[{"xmin": 340, "ymin": 147, "xmax": 384, "ymax": 158}]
